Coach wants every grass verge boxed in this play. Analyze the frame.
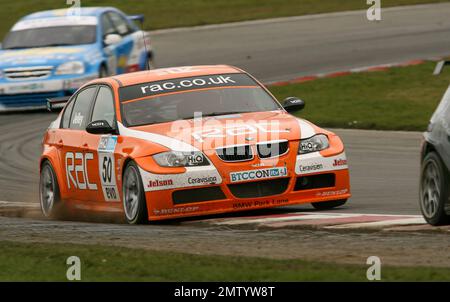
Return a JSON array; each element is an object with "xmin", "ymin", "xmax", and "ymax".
[
  {"xmin": 0, "ymin": 0, "xmax": 449, "ymax": 38},
  {"xmin": 1, "ymin": 240, "xmax": 450, "ymax": 281},
  {"xmin": 269, "ymin": 62, "xmax": 450, "ymax": 131}
]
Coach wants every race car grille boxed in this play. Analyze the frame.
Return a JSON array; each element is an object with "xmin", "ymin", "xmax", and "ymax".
[
  {"xmin": 294, "ymin": 173, "xmax": 335, "ymax": 191},
  {"xmin": 257, "ymin": 141, "xmax": 289, "ymax": 159},
  {"xmin": 228, "ymin": 178, "xmax": 290, "ymax": 198},
  {"xmin": 3, "ymin": 66, "xmax": 53, "ymax": 80},
  {"xmin": 216, "ymin": 145, "xmax": 253, "ymax": 162},
  {"xmin": 172, "ymin": 186, "xmax": 226, "ymax": 204}
]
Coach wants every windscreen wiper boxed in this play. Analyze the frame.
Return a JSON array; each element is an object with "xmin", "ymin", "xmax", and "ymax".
[{"xmin": 182, "ymin": 111, "xmax": 251, "ymax": 120}]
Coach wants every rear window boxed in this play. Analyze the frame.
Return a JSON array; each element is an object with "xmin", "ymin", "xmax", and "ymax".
[{"xmin": 119, "ymin": 73, "xmax": 281, "ymax": 127}]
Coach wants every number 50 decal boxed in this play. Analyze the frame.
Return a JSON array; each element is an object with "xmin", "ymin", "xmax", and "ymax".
[
  {"xmin": 102, "ymin": 156, "xmax": 113, "ymax": 183},
  {"xmin": 98, "ymin": 153, "xmax": 119, "ymax": 201},
  {"xmin": 98, "ymin": 136, "xmax": 120, "ymax": 202}
]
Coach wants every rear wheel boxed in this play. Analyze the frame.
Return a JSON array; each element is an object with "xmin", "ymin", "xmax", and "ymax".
[
  {"xmin": 122, "ymin": 161, "xmax": 148, "ymax": 224},
  {"xmin": 419, "ymin": 152, "xmax": 450, "ymax": 226},
  {"xmin": 312, "ymin": 199, "xmax": 347, "ymax": 210},
  {"xmin": 39, "ymin": 161, "xmax": 64, "ymax": 218}
]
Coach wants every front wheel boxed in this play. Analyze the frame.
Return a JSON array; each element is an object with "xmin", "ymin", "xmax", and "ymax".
[
  {"xmin": 39, "ymin": 161, "xmax": 64, "ymax": 218},
  {"xmin": 312, "ymin": 199, "xmax": 347, "ymax": 210},
  {"xmin": 122, "ymin": 161, "xmax": 148, "ymax": 224},
  {"xmin": 419, "ymin": 152, "xmax": 450, "ymax": 226}
]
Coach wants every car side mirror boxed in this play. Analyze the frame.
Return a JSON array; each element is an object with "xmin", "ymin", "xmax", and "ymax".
[
  {"xmin": 86, "ymin": 120, "xmax": 116, "ymax": 135},
  {"xmin": 283, "ymin": 97, "xmax": 305, "ymax": 113},
  {"xmin": 104, "ymin": 34, "xmax": 122, "ymax": 46}
]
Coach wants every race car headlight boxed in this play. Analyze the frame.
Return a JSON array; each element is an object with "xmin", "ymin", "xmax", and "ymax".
[
  {"xmin": 298, "ymin": 134, "xmax": 329, "ymax": 154},
  {"xmin": 55, "ymin": 61, "xmax": 85, "ymax": 75},
  {"xmin": 153, "ymin": 151, "xmax": 210, "ymax": 167}
]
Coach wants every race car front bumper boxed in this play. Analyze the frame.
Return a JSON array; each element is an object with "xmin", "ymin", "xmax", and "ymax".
[
  {"xmin": 138, "ymin": 151, "xmax": 351, "ymax": 221},
  {"xmin": 0, "ymin": 73, "xmax": 98, "ymax": 111}
]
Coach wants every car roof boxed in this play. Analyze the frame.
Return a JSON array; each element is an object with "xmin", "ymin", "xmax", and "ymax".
[
  {"xmin": 21, "ymin": 7, "xmax": 114, "ymax": 20},
  {"xmin": 107, "ymin": 65, "xmax": 245, "ymax": 87}
]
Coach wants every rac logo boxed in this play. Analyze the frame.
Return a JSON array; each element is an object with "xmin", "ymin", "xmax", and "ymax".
[{"xmin": 65, "ymin": 152, "xmax": 97, "ymax": 190}]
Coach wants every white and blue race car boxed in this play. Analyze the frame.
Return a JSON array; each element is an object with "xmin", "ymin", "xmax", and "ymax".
[{"xmin": 0, "ymin": 7, "xmax": 153, "ymax": 111}]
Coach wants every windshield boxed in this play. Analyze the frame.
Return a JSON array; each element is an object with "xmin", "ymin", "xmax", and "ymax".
[
  {"xmin": 2, "ymin": 26, "xmax": 97, "ymax": 49},
  {"xmin": 119, "ymin": 73, "xmax": 282, "ymax": 127}
]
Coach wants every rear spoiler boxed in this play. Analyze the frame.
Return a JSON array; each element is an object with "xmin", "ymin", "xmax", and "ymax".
[
  {"xmin": 47, "ymin": 96, "xmax": 70, "ymax": 112},
  {"xmin": 128, "ymin": 14, "xmax": 145, "ymax": 25}
]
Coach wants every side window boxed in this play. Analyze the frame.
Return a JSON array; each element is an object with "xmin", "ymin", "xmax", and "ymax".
[
  {"xmin": 61, "ymin": 99, "xmax": 75, "ymax": 129},
  {"xmin": 101, "ymin": 13, "xmax": 116, "ymax": 37},
  {"xmin": 70, "ymin": 87, "xmax": 97, "ymax": 130},
  {"xmin": 91, "ymin": 86, "xmax": 116, "ymax": 128},
  {"xmin": 108, "ymin": 12, "xmax": 132, "ymax": 36}
]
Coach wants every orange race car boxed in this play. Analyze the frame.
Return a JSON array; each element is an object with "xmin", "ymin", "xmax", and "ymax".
[{"xmin": 40, "ymin": 65, "xmax": 351, "ymax": 224}]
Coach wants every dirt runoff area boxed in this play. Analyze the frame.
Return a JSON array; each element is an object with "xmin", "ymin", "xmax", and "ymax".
[{"xmin": 0, "ymin": 215, "xmax": 449, "ymax": 268}]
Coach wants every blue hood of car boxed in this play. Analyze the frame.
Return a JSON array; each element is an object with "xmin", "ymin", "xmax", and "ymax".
[{"xmin": 0, "ymin": 44, "xmax": 99, "ymax": 68}]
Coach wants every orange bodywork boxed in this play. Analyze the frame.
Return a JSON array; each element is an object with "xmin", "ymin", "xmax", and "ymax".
[{"xmin": 40, "ymin": 65, "xmax": 351, "ymax": 221}]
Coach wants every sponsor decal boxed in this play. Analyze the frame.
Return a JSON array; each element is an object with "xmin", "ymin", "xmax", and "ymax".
[
  {"xmin": 298, "ymin": 163, "xmax": 323, "ymax": 173},
  {"xmin": 153, "ymin": 206, "xmax": 200, "ymax": 216},
  {"xmin": 98, "ymin": 136, "xmax": 119, "ymax": 201},
  {"xmin": 186, "ymin": 153, "xmax": 207, "ymax": 166},
  {"xmin": 119, "ymin": 73, "xmax": 258, "ymax": 102},
  {"xmin": 98, "ymin": 136, "xmax": 118, "ymax": 153},
  {"xmin": 8, "ymin": 83, "xmax": 45, "ymax": 93},
  {"xmin": 72, "ymin": 112, "xmax": 84, "ymax": 126},
  {"xmin": 233, "ymin": 198, "xmax": 289, "ymax": 209},
  {"xmin": 148, "ymin": 179, "xmax": 174, "ymax": 188},
  {"xmin": 230, "ymin": 167, "xmax": 287, "ymax": 183},
  {"xmin": 0, "ymin": 80, "xmax": 64, "ymax": 95},
  {"xmin": 65, "ymin": 152, "xmax": 97, "ymax": 190},
  {"xmin": 333, "ymin": 159, "xmax": 348, "ymax": 167},
  {"xmin": 295, "ymin": 153, "xmax": 348, "ymax": 175},
  {"xmin": 187, "ymin": 176, "xmax": 218, "ymax": 185},
  {"xmin": 139, "ymin": 167, "xmax": 223, "ymax": 192},
  {"xmin": 316, "ymin": 189, "xmax": 349, "ymax": 197}
]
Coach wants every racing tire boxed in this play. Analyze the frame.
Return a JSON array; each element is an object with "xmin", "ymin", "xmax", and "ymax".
[
  {"xmin": 122, "ymin": 161, "xmax": 148, "ymax": 224},
  {"xmin": 39, "ymin": 161, "xmax": 64, "ymax": 219},
  {"xmin": 419, "ymin": 152, "xmax": 450, "ymax": 226},
  {"xmin": 312, "ymin": 199, "xmax": 347, "ymax": 210}
]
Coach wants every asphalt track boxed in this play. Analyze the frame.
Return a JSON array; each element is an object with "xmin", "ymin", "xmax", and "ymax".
[{"xmin": 1, "ymin": 3, "xmax": 448, "ymax": 216}]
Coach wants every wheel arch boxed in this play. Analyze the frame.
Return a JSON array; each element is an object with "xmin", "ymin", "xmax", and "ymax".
[
  {"xmin": 39, "ymin": 156, "xmax": 65, "ymax": 198},
  {"xmin": 421, "ymin": 141, "xmax": 437, "ymax": 162}
]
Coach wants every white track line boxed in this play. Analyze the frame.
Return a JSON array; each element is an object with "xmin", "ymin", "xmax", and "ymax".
[
  {"xmin": 325, "ymin": 218, "xmax": 427, "ymax": 229},
  {"xmin": 210, "ymin": 213, "xmax": 422, "ymax": 226},
  {"xmin": 0, "ymin": 201, "xmax": 39, "ymax": 208}
]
